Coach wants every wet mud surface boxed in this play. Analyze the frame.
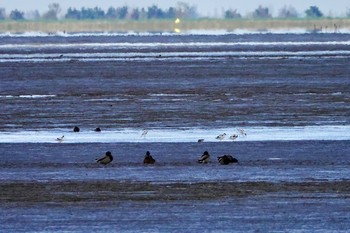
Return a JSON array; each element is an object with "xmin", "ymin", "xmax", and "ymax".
[
  {"xmin": 1, "ymin": 180, "xmax": 350, "ymax": 232},
  {"xmin": 1, "ymin": 180, "xmax": 350, "ymax": 203},
  {"xmin": 1, "ymin": 33, "xmax": 350, "ymax": 232},
  {"xmin": 1, "ymin": 34, "xmax": 350, "ymax": 130}
]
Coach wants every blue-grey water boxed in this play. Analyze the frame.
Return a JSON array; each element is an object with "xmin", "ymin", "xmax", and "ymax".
[{"xmin": 0, "ymin": 31, "xmax": 350, "ymax": 232}]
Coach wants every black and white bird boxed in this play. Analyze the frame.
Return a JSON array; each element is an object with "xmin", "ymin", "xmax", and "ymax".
[
  {"xmin": 238, "ymin": 128, "xmax": 247, "ymax": 136},
  {"xmin": 56, "ymin": 135, "xmax": 64, "ymax": 143},
  {"xmin": 141, "ymin": 129, "xmax": 148, "ymax": 138},
  {"xmin": 217, "ymin": 155, "xmax": 238, "ymax": 165},
  {"xmin": 198, "ymin": 151, "xmax": 210, "ymax": 164},
  {"xmin": 216, "ymin": 133, "xmax": 226, "ymax": 140},
  {"xmin": 229, "ymin": 134, "xmax": 238, "ymax": 141},
  {"xmin": 96, "ymin": 151, "xmax": 113, "ymax": 165},
  {"xmin": 143, "ymin": 151, "xmax": 156, "ymax": 164}
]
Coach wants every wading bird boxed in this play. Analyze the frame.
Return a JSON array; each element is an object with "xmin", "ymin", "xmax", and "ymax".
[
  {"xmin": 216, "ymin": 133, "xmax": 226, "ymax": 141},
  {"xmin": 56, "ymin": 135, "xmax": 64, "ymax": 143},
  {"xmin": 141, "ymin": 129, "xmax": 148, "ymax": 138},
  {"xmin": 229, "ymin": 134, "xmax": 238, "ymax": 141},
  {"xmin": 238, "ymin": 128, "xmax": 247, "ymax": 136}
]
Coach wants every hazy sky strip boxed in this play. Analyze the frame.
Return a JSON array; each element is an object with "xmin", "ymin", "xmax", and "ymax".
[{"xmin": 1, "ymin": 0, "xmax": 350, "ymax": 17}]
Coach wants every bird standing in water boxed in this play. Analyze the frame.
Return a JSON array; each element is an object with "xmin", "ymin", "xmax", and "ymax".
[
  {"xmin": 216, "ymin": 133, "xmax": 226, "ymax": 141},
  {"xmin": 229, "ymin": 134, "xmax": 238, "ymax": 141},
  {"xmin": 238, "ymin": 128, "xmax": 247, "ymax": 136},
  {"xmin": 141, "ymin": 129, "xmax": 148, "ymax": 138},
  {"xmin": 56, "ymin": 135, "xmax": 64, "ymax": 143}
]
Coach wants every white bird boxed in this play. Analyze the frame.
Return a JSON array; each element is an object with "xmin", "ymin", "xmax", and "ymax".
[
  {"xmin": 238, "ymin": 128, "xmax": 247, "ymax": 136},
  {"xmin": 198, "ymin": 151, "xmax": 210, "ymax": 164},
  {"xmin": 141, "ymin": 129, "xmax": 148, "ymax": 138},
  {"xmin": 56, "ymin": 135, "xmax": 64, "ymax": 143},
  {"xmin": 229, "ymin": 134, "xmax": 238, "ymax": 140},
  {"xmin": 216, "ymin": 133, "xmax": 226, "ymax": 140}
]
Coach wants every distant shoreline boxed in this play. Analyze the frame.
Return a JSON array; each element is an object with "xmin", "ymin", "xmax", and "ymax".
[{"xmin": 1, "ymin": 18, "xmax": 350, "ymax": 33}]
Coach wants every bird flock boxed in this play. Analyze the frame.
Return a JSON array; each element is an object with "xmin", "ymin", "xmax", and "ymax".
[
  {"xmin": 55, "ymin": 127, "xmax": 247, "ymax": 143},
  {"xmin": 56, "ymin": 127, "xmax": 245, "ymax": 166},
  {"xmin": 214, "ymin": 128, "xmax": 247, "ymax": 142}
]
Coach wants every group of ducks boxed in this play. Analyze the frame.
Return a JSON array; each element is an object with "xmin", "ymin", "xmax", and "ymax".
[
  {"xmin": 96, "ymin": 150, "xmax": 238, "ymax": 166},
  {"xmin": 197, "ymin": 151, "xmax": 238, "ymax": 165},
  {"xmin": 95, "ymin": 150, "xmax": 156, "ymax": 165}
]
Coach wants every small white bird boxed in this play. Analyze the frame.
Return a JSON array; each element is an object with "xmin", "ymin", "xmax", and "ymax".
[
  {"xmin": 96, "ymin": 151, "xmax": 113, "ymax": 165},
  {"xmin": 141, "ymin": 129, "xmax": 148, "ymax": 138},
  {"xmin": 198, "ymin": 151, "xmax": 210, "ymax": 164},
  {"xmin": 238, "ymin": 128, "xmax": 247, "ymax": 136},
  {"xmin": 56, "ymin": 135, "xmax": 64, "ymax": 143},
  {"xmin": 229, "ymin": 134, "xmax": 238, "ymax": 140},
  {"xmin": 216, "ymin": 133, "xmax": 226, "ymax": 140}
]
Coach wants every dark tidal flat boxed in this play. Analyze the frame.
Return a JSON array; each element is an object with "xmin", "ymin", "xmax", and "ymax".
[
  {"xmin": 1, "ymin": 180, "xmax": 350, "ymax": 202},
  {"xmin": 1, "ymin": 33, "xmax": 350, "ymax": 130},
  {"xmin": 1, "ymin": 180, "xmax": 350, "ymax": 232},
  {"xmin": 1, "ymin": 141, "xmax": 350, "ymax": 232},
  {"xmin": 1, "ymin": 32, "xmax": 350, "ymax": 232}
]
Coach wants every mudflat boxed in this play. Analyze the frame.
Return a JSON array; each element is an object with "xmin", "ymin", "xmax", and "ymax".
[{"xmin": 2, "ymin": 180, "xmax": 349, "ymax": 203}]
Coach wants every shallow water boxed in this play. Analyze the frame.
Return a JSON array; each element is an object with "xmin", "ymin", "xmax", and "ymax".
[
  {"xmin": 2, "ymin": 194, "xmax": 350, "ymax": 233},
  {"xmin": 1, "ymin": 141, "xmax": 349, "ymax": 183},
  {"xmin": 1, "ymin": 32, "xmax": 350, "ymax": 232},
  {"xmin": 1, "ymin": 141, "xmax": 350, "ymax": 232},
  {"xmin": 1, "ymin": 33, "xmax": 350, "ymax": 131}
]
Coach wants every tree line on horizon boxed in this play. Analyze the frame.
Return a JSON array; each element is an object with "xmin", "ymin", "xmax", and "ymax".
[{"xmin": 1, "ymin": 2, "xmax": 350, "ymax": 21}]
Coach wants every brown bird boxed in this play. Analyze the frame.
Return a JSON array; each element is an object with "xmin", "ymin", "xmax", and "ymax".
[
  {"xmin": 217, "ymin": 155, "xmax": 238, "ymax": 165},
  {"xmin": 96, "ymin": 151, "xmax": 113, "ymax": 165},
  {"xmin": 143, "ymin": 151, "xmax": 156, "ymax": 164},
  {"xmin": 198, "ymin": 151, "xmax": 210, "ymax": 164}
]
